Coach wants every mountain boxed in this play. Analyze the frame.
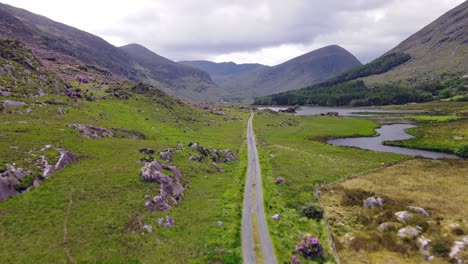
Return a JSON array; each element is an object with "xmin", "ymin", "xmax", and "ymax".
[
  {"xmin": 179, "ymin": 60, "xmax": 268, "ymax": 87},
  {"xmin": 120, "ymin": 44, "xmax": 223, "ymax": 101},
  {"xmin": 0, "ymin": 3, "xmax": 220, "ymax": 102},
  {"xmin": 183, "ymin": 46, "xmax": 361, "ymax": 101},
  {"xmin": 255, "ymin": 2, "xmax": 468, "ymax": 107},
  {"xmin": 362, "ymin": 1, "xmax": 468, "ymax": 85}
]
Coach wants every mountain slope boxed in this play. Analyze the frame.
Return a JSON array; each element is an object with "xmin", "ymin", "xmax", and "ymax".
[
  {"xmin": 179, "ymin": 60, "xmax": 268, "ymax": 87},
  {"xmin": 0, "ymin": 3, "xmax": 220, "ymax": 102},
  {"xmin": 120, "ymin": 44, "xmax": 223, "ymax": 101},
  {"xmin": 363, "ymin": 1, "xmax": 468, "ymax": 85}
]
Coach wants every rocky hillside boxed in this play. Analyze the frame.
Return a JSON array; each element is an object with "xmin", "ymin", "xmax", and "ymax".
[
  {"xmin": 363, "ymin": 1, "xmax": 468, "ymax": 85},
  {"xmin": 189, "ymin": 45, "xmax": 361, "ymax": 100},
  {"xmin": 0, "ymin": 3, "xmax": 220, "ymax": 102}
]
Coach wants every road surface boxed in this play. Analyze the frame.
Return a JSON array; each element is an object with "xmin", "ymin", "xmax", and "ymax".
[{"xmin": 242, "ymin": 113, "xmax": 277, "ymax": 264}]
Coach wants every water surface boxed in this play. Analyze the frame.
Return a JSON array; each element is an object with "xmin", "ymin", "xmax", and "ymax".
[{"xmin": 328, "ymin": 124, "xmax": 459, "ymax": 159}]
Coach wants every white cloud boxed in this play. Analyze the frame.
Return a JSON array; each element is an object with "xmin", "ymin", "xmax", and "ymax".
[{"xmin": 2, "ymin": 0, "xmax": 465, "ymax": 65}]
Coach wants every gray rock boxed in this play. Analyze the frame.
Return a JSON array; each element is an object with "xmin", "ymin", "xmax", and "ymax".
[
  {"xmin": 176, "ymin": 143, "xmax": 183, "ymax": 150},
  {"xmin": 0, "ymin": 90, "xmax": 11, "ymax": 97},
  {"xmin": 397, "ymin": 227, "xmax": 421, "ymax": 239},
  {"xmin": 378, "ymin": 222, "xmax": 394, "ymax": 231},
  {"xmin": 159, "ymin": 149, "xmax": 173, "ymax": 162},
  {"xmin": 418, "ymin": 236, "xmax": 433, "ymax": 261},
  {"xmin": 272, "ymin": 214, "xmax": 281, "ymax": 221},
  {"xmin": 157, "ymin": 215, "xmax": 174, "ymax": 228},
  {"xmin": 449, "ymin": 236, "xmax": 468, "ymax": 261},
  {"xmin": 408, "ymin": 206, "xmax": 430, "ymax": 218},
  {"xmin": 2, "ymin": 100, "xmax": 25, "ymax": 112},
  {"xmin": 143, "ymin": 224, "xmax": 153, "ymax": 233},
  {"xmin": 216, "ymin": 221, "xmax": 224, "ymax": 227},
  {"xmin": 363, "ymin": 196, "xmax": 385, "ymax": 208},
  {"xmin": 0, "ymin": 164, "xmax": 33, "ymax": 201},
  {"xmin": 189, "ymin": 142, "xmax": 198, "ymax": 149},
  {"xmin": 222, "ymin": 149, "xmax": 237, "ymax": 162},
  {"xmin": 395, "ymin": 211, "xmax": 412, "ymax": 222},
  {"xmin": 57, "ymin": 108, "xmax": 66, "ymax": 116},
  {"xmin": 0, "ymin": 177, "xmax": 19, "ymax": 201}
]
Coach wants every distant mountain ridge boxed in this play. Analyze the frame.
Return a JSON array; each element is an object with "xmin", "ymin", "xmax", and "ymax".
[
  {"xmin": 0, "ymin": 3, "xmax": 221, "ymax": 101},
  {"xmin": 182, "ymin": 45, "xmax": 362, "ymax": 100}
]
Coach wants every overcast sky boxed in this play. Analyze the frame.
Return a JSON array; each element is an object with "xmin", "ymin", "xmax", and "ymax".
[{"xmin": 3, "ymin": 0, "xmax": 465, "ymax": 65}]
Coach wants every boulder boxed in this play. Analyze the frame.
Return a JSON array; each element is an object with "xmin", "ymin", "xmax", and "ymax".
[
  {"xmin": 216, "ymin": 221, "xmax": 224, "ymax": 227},
  {"xmin": 0, "ymin": 177, "xmax": 19, "ymax": 201},
  {"xmin": 418, "ymin": 236, "xmax": 433, "ymax": 261},
  {"xmin": 395, "ymin": 211, "xmax": 412, "ymax": 222},
  {"xmin": 272, "ymin": 214, "xmax": 281, "ymax": 221},
  {"xmin": 159, "ymin": 149, "xmax": 173, "ymax": 162},
  {"xmin": 2, "ymin": 100, "xmax": 25, "ymax": 112},
  {"xmin": 142, "ymin": 224, "xmax": 153, "ymax": 233},
  {"xmin": 189, "ymin": 142, "xmax": 198, "ymax": 149},
  {"xmin": 223, "ymin": 149, "xmax": 237, "ymax": 162},
  {"xmin": 408, "ymin": 206, "xmax": 430, "ymax": 218},
  {"xmin": 275, "ymin": 177, "xmax": 285, "ymax": 184},
  {"xmin": 378, "ymin": 222, "xmax": 394, "ymax": 231},
  {"xmin": 397, "ymin": 227, "xmax": 420, "ymax": 239},
  {"xmin": 449, "ymin": 236, "xmax": 468, "ymax": 261},
  {"xmin": 363, "ymin": 196, "xmax": 385, "ymax": 208}
]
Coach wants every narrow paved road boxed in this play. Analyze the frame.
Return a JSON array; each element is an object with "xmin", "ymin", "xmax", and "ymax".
[{"xmin": 242, "ymin": 113, "xmax": 277, "ymax": 264}]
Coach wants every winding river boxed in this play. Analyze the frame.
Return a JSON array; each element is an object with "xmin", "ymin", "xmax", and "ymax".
[{"xmin": 263, "ymin": 107, "xmax": 460, "ymax": 159}]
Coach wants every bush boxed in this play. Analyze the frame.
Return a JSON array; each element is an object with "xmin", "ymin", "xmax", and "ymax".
[
  {"xmin": 432, "ymin": 235, "xmax": 453, "ymax": 257},
  {"xmin": 455, "ymin": 145, "xmax": 468, "ymax": 158},
  {"xmin": 300, "ymin": 203, "xmax": 324, "ymax": 220}
]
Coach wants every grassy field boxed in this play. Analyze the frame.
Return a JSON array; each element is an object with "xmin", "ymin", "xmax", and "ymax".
[
  {"xmin": 253, "ymin": 111, "xmax": 404, "ymax": 263},
  {"xmin": 320, "ymin": 158, "xmax": 468, "ymax": 264},
  {"xmin": 0, "ymin": 94, "xmax": 248, "ymax": 263}
]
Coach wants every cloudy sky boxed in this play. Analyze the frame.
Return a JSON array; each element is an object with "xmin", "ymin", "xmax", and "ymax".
[{"xmin": 3, "ymin": 0, "xmax": 465, "ymax": 65}]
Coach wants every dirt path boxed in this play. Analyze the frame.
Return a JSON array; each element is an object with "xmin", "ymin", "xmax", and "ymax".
[{"xmin": 242, "ymin": 113, "xmax": 277, "ymax": 264}]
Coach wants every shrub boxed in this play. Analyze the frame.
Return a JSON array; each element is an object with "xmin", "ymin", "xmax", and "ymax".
[
  {"xmin": 300, "ymin": 203, "xmax": 324, "ymax": 220},
  {"xmin": 455, "ymin": 145, "xmax": 468, "ymax": 158},
  {"xmin": 432, "ymin": 235, "xmax": 453, "ymax": 257},
  {"xmin": 294, "ymin": 235, "xmax": 326, "ymax": 259},
  {"xmin": 341, "ymin": 188, "xmax": 375, "ymax": 206}
]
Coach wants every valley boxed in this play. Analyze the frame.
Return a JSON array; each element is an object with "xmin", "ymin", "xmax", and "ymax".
[{"xmin": 0, "ymin": 1, "xmax": 467, "ymax": 263}]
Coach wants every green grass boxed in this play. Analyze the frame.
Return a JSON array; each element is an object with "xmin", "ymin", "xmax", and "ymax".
[
  {"xmin": 253, "ymin": 111, "xmax": 404, "ymax": 263},
  {"xmin": 405, "ymin": 115, "xmax": 462, "ymax": 122},
  {"xmin": 0, "ymin": 94, "xmax": 248, "ymax": 263}
]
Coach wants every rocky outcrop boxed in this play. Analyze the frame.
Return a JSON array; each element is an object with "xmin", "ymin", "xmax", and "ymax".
[
  {"xmin": 68, "ymin": 124, "xmax": 114, "ymax": 139},
  {"xmin": 141, "ymin": 160, "xmax": 184, "ymax": 213},
  {"xmin": 449, "ymin": 236, "xmax": 468, "ymax": 263},
  {"xmin": 363, "ymin": 196, "xmax": 384, "ymax": 208},
  {"xmin": 0, "ymin": 146, "xmax": 76, "ymax": 201}
]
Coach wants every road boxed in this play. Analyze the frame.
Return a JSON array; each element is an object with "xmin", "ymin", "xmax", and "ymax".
[{"xmin": 242, "ymin": 113, "xmax": 277, "ymax": 264}]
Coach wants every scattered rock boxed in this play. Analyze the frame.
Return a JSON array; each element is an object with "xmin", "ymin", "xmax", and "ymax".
[
  {"xmin": 189, "ymin": 142, "xmax": 198, "ymax": 149},
  {"xmin": 363, "ymin": 196, "xmax": 385, "ymax": 208},
  {"xmin": 57, "ymin": 108, "xmax": 66, "ymax": 116},
  {"xmin": 418, "ymin": 236, "xmax": 433, "ymax": 262},
  {"xmin": 275, "ymin": 177, "xmax": 285, "ymax": 184},
  {"xmin": 143, "ymin": 224, "xmax": 153, "ymax": 233},
  {"xmin": 139, "ymin": 148, "xmax": 155, "ymax": 155},
  {"xmin": 449, "ymin": 236, "xmax": 468, "ymax": 261},
  {"xmin": 189, "ymin": 155, "xmax": 204, "ymax": 162},
  {"xmin": 211, "ymin": 162, "xmax": 224, "ymax": 172},
  {"xmin": 159, "ymin": 149, "xmax": 173, "ymax": 162},
  {"xmin": 397, "ymin": 227, "xmax": 421, "ymax": 239},
  {"xmin": 68, "ymin": 124, "xmax": 114, "ymax": 139},
  {"xmin": 216, "ymin": 221, "xmax": 224, "ymax": 227},
  {"xmin": 395, "ymin": 211, "xmax": 412, "ymax": 222},
  {"xmin": 157, "ymin": 215, "xmax": 174, "ymax": 228},
  {"xmin": 176, "ymin": 143, "xmax": 183, "ymax": 150},
  {"xmin": 408, "ymin": 206, "xmax": 430, "ymax": 218},
  {"xmin": 272, "ymin": 214, "xmax": 281, "ymax": 221}
]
